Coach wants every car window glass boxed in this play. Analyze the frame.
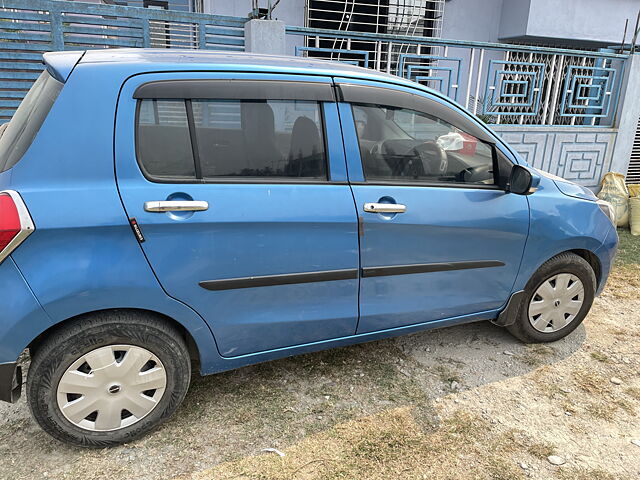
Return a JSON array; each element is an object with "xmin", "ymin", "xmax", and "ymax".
[
  {"xmin": 191, "ymin": 99, "xmax": 326, "ymax": 179},
  {"xmin": 137, "ymin": 99, "xmax": 196, "ymax": 180},
  {"xmin": 137, "ymin": 97, "xmax": 328, "ymax": 181},
  {"xmin": 0, "ymin": 71, "xmax": 63, "ymax": 172},
  {"xmin": 352, "ymin": 104, "xmax": 497, "ymax": 186}
]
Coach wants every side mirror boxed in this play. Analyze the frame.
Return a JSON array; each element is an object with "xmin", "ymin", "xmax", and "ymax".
[{"xmin": 508, "ymin": 165, "xmax": 539, "ymax": 195}]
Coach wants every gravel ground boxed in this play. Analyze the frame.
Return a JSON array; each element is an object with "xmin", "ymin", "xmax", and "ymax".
[{"xmin": 0, "ymin": 239, "xmax": 638, "ymax": 480}]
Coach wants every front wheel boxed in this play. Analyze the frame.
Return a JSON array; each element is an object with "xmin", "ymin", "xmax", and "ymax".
[
  {"xmin": 26, "ymin": 311, "xmax": 191, "ymax": 447},
  {"xmin": 507, "ymin": 252, "xmax": 596, "ymax": 343}
]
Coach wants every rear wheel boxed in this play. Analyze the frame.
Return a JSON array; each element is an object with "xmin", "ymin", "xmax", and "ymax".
[
  {"xmin": 27, "ymin": 311, "xmax": 191, "ymax": 447},
  {"xmin": 507, "ymin": 253, "xmax": 596, "ymax": 343}
]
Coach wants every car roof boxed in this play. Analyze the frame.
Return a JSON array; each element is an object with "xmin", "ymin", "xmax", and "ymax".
[
  {"xmin": 81, "ymin": 48, "xmax": 394, "ymax": 77},
  {"xmin": 44, "ymin": 48, "xmax": 428, "ymax": 92}
]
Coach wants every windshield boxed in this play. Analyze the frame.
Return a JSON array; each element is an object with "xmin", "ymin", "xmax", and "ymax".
[{"xmin": 0, "ymin": 70, "xmax": 63, "ymax": 172}]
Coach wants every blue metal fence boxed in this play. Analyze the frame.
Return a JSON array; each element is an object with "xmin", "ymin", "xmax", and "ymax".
[
  {"xmin": 0, "ymin": 1, "xmax": 631, "ymax": 127},
  {"xmin": 286, "ymin": 25, "xmax": 629, "ymax": 127},
  {"xmin": 0, "ymin": 0, "xmax": 246, "ymax": 120}
]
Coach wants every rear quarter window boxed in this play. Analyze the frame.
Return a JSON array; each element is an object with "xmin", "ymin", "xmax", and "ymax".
[{"xmin": 0, "ymin": 71, "xmax": 64, "ymax": 172}]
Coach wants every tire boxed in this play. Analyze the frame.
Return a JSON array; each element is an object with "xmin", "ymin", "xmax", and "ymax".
[
  {"xmin": 507, "ymin": 252, "xmax": 596, "ymax": 343},
  {"xmin": 26, "ymin": 310, "xmax": 191, "ymax": 447}
]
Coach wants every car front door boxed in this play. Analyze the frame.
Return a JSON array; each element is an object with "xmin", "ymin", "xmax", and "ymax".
[
  {"xmin": 115, "ymin": 72, "xmax": 359, "ymax": 357},
  {"xmin": 336, "ymin": 80, "xmax": 530, "ymax": 334}
]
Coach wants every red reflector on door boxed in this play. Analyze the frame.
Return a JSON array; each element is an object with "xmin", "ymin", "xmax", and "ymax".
[{"xmin": 0, "ymin": 193, "xmax": 21, "ymax": 251}]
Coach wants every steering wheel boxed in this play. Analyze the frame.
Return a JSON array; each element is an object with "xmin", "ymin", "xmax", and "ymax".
[
  {"xmin": 458, "ymin": 164, "xmax": 494, "ymax": 184},
  {"xmin": 411, "ymin": 141, "xmax": 448, "ymax": 176}
]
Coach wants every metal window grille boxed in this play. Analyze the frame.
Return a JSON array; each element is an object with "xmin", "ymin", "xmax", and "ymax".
[
  {"xmin": 304, "ymin": 1, "xmax": 445, "ymax": 72},
  {"xmin": 491, "ymin": 51, "xmax": 598, "ymax": 126},
  {"xmin": 306, "ymin": 0, "xmax": 444, "ymax": 37}
]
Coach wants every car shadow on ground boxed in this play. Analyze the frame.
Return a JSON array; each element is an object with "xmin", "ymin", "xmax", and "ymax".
[{"xmin": 0, "ymin": 319, "xmax": 588, "ymax": 479}]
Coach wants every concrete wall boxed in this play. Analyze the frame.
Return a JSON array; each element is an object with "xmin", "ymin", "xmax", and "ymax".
[
  {"xmin": 611, "ymin": 54, "xmax": 640, "ymax": 176},
  {"xmin": 498, "ymin": 0, "xmax": 530, "ymax": 40},
  {"xmin": 202, "ymin": 0, "xmax": 304, "ymax": 26},
  {"xmin": 203, "ymin": 0, "xmax": 305, "ymax": 53},
  {"xmin": 498, "ymin": 0, "xmax": 639, "ymax": 47},
  {"xmin": 440, "ymin": 0, "xmax": 504, "ymax": 43},
  {"xmin": 203, "ymin": 0, "xmax": 637, "ymax": 50},
  {"xmin": 493, "ymin": 126, "xmax": 618, "ymax": 188}
]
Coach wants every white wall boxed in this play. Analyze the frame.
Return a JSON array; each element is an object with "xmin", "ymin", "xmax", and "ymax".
[
  {"xmin": 499, "ymin": 0, "xmax": 639, "ymax": 46},
  {"xmin": 203, "ymin": 0, "xmax": 305, "ymax": 26},
  {"xmin": 441, "ymin": 0, "xmax": 504, "ymax": 42}
]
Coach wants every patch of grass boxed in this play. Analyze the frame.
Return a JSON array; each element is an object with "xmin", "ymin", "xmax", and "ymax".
[
  {"xmin": 607, "ymin": 229, "xmax": 640, "ymax": 298},
  {"xmin": 614, "ymin": 229, "xmax": 640, "ymax": 268},
  {"xmin": 614, "ymin": 398, "xmax": 636, "ymax": 416},
  {"xmin": 148, "ymin": 339, "xmax": 437, "ymax": 454},
  {"xmin": 526, "ymin": 441, "xmax": 555, "ymax": 459},
  {"xmin": 433, "ymin": 365, "xmax": 462, "ymax": 390},
  {"xmin": 520, "ymin": 344, "xmax": 555, "ymax": 366},
  {"xmin": 607, "ymin": 326, "xmax": 629, "ymax": 337},
  {"xmin": 195, "ymin": 407, "xmax": 526, "ymax": 480},
  {"xmin": 557, "ymin": 467, "xmax": 627, "ymax": 480},
  {"xmin": 585, "ymin": 401, "xmax": 615, "ymax": 421},
  {"xmin": 590, "ymin": 351, "xmax": 610, "ymax": 363},
  {"xmin": 625, "ymin": 387, "xmax": 640, "ymax": 400},
  {"xmin": 573, "ymin": 369, "xmax": 609, "ymax": 395}
]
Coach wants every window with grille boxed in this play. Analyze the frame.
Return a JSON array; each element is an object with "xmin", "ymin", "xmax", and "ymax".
[
  {"xmin": 306, "ymin": 0, "xmax": 444, "ymax": 37},
  {"xmin": 304, "ymin": 1, "xmax": 445, "ymax": 71}
]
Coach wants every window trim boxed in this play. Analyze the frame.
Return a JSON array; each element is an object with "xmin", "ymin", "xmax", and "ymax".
[
  {"xmin": 134, "ymin": 97, "xmax": 334, "ymax": 184},
  {"xmin": 348, "ymin": 180, "xmax": 503, "ymax": 190},
  {"xmin": 134, "ymin": 79, "xmax": 336, "ymax": 102},
  {"xmin": 349, "ymin": 103, "xmax": 510, "ymax": 190}
]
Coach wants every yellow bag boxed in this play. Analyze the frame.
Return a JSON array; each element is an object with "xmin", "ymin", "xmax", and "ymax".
[
  {"xmin": 628, "ymin": 184, "xmax": 640, "ymax": 198},
  {"xmin": 630, "ymin": 197, "xmax": 640, "ymax": 236},
  {"xmin": 597, "ymin": 172, "xmax": 629, "ymax": 227}
]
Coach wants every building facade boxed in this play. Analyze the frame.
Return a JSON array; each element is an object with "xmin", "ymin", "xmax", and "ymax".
[{"xmin": 11, "ymin": 0, "xmax": 640, "ymax": 184}]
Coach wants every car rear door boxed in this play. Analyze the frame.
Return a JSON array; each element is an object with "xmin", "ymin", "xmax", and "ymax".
[
  {"xmin": 336, "ymin": 79, "xmax": 530, "ymax": 334},
  {"xmin": 115, "ymin": 72, "xmax": 359, "ymax": 357}
]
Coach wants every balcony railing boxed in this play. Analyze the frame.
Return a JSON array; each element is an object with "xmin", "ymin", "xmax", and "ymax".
[{"xmin": 287, "ymin": 25, "xmax": 629, "ymax": 127}]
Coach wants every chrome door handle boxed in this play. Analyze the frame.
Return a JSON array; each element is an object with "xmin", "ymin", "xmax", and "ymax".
[
  {"xmin": 363, "ymin": 202, "xmax": 407, "ymax": 214},
  {"xmin": 144, "ymin": 200, "xmax": 209, "ymax": 212}
]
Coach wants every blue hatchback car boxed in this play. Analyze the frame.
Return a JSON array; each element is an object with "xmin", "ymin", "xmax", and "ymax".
[{"xmin": 0, "ymin": 49, "xmax": 617, "ymax": 446}]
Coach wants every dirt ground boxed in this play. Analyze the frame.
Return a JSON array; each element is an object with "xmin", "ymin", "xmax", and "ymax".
[{"xmin": 0, "ymin": 232, "xmax": 638, "ymax": 480}]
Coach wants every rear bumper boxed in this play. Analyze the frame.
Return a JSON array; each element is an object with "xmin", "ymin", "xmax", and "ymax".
[{"xmin": 0, "ymin": 362, "xmax": 22, "ymax": 403}]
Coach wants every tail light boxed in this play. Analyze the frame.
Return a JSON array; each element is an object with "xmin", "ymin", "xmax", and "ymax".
[{"xmin": 0, "ymin": 190, "xmax": 35, "ymax": 264}]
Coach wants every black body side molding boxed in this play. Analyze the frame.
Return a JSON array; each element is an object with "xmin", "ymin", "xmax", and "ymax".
[
  {"xmin": 199, "ymin": 260, "xmax": 505, "ymax": 292},
  {"xmin": 199, "ymin": 269, "xmax": 358, "ymax": 291},
  {"xmin": 361, "ymin": 260, "xmax": 505, "ymax": 278}
]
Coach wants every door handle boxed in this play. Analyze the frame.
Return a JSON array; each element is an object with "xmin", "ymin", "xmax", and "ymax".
[
  {"xmin": 363, "ymin": 202, "xmax": 407, "ymax": 214},
  {"xmin": 144, "ymin": 200, "xmax": 209, "ymax": 212}
]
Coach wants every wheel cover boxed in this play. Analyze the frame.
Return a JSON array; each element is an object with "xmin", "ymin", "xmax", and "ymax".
[
  {"xmin": 528, "ymin": 273, "xmax": 585, "ymax": 333},
  {"xmin": 56, "ymin": 345, "xmax": 167, "ymax": 432}
]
